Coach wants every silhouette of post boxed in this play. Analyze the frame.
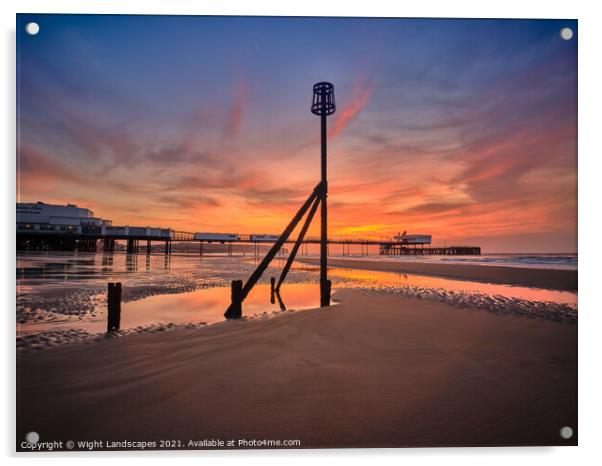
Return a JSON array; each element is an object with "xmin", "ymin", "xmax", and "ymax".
[
  {"xmin": 107, "ymin": 282, "xmax": 122, "ymax": 333},
  {"xmin": 270, "ymin": 277, "xmax": 276, "ymax": 304},
  {"xmin": 312, "ymin": 82, "xmax": 336, "ymax": 307},
  {"xmin": 225, "ymin": 280, "xmax": 243, "ymax": 319}
]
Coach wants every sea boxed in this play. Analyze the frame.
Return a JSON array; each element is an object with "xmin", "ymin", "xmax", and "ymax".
[{"xmin": 346, "ymin": 253, "xmax": 577, "ymax": 270}]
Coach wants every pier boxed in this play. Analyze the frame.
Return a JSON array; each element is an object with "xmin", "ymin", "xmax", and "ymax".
[
  {"xmin": 16, "ymin": 203, "xmax": 480, "ymax": 257},
  {"xmin": 16, "ymin": 226, "xmax": 480, "ymax": 256}
]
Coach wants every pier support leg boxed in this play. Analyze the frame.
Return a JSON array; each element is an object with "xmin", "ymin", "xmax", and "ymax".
[
  {"xmin": 225, "ymin": 280, "xmax": 243, "ymax": 319},
  {"xmin": 146, "ymin": 240, "xmax": 151, "ymax": 255},
  {"xmin": 103, "ymin": 238, "xmax": 114, "ymax": 252},
  {"xmin": 270, "ymin": 277, "xmax": 275, "ymax": 304},
  {"xmin": 107, "ymin": 282, "xmax": 122, "ymax": 333}
]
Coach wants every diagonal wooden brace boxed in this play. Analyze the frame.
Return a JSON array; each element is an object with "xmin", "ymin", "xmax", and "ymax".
[
  {"xmin": 276, "ymin": 193, "xmax": 321, "ymax": 291},
  {"xmin": 224, "ymin": 182, "xmax": 322, "ymax": 318}
]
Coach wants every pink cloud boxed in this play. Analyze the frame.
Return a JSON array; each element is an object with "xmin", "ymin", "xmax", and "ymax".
[
  {"xmin": 18, "ymin": 147, "xmax": 85, "ymax": 187},
  {"xmin": 329, "ymin": 80, "xmax": 374, "ymax": 139},
  {"xmin": 224, "ymin": 79, "xmax": 248, "ymax": 138}
]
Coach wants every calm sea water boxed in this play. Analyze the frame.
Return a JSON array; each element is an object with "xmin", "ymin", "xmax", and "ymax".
[
  {"xmin": 16, "ymin": 252, "xmax": 578, "ymax": 339},
  {"xmin": 338, "ymin": 253, "xmax": 577, "ymax": 270}
]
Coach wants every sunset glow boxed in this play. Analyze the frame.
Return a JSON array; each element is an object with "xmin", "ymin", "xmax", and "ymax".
[{"xmin": 17, "ymin": 16, "xmax": 577, "ymax": 252}]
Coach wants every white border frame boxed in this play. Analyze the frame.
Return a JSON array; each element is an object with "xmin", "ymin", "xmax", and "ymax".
[{"xmin": 3, "ymin": 1, "xmax": 601, "ymax": 464}]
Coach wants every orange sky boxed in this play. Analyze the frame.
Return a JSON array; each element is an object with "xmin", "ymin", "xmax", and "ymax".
[{"xmin": 17, "ymin": 16, "xmax": 577, "ymax": 253}]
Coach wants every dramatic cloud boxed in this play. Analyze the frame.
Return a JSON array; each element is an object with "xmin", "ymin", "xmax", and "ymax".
[
  {"xmin": 329, "ymin": 80, "xmax": 374, "ymax": 139},
  {"xmin": 18, "ymin": 146, "xmax": 85, "ymax": 189},
  {"xmin": 16, "ymin": 17, "xmax": 577, "ymax": 251}
]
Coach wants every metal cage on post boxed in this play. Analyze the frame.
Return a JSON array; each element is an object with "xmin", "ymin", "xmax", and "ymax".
[{"xmin": 311, "ymin": 82, "xmax": 336, "ymax": 116}]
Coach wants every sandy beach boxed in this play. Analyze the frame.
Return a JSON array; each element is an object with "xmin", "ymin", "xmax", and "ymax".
[
  {"xmin": 299, "ymin": 258, "xmax": 578, "ymax": 291},
  {"xmin": 17, "ymin": 289, "xmax": 577, "ymax": 449}
]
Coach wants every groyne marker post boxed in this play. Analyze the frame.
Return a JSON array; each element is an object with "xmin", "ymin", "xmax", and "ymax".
[{"xmin": 311, "ymin": 82, "xmax": 336, "ymax": 307}]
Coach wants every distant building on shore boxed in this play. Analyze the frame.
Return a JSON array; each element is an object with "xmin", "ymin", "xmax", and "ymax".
[
  {"xmin": 16, "ymin": 201, "xmax": 112, "ymax": 234},
  {"xmin": 16, "ymin": 202, "xmax": 176, "ymax": 252}
]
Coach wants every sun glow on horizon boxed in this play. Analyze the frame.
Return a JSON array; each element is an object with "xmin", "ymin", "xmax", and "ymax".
[{"xmin": 16, "ymin": 16, "xmax": 577, "ymax": 253}]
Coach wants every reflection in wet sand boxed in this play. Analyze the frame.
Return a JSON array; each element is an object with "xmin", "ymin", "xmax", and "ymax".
[
  {"xmin": 19, "ymin": 283, "xmax": 320, "ymax": 336},
  {"xmin": 329, "ymin": 268, "xmax": 577, "ymax": 307},
  {"xmin": 17, "ymin": 253, "xmax": 577, "ymax": 344}
]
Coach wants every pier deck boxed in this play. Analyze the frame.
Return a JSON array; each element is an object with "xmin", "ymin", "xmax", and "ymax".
[{"xmin": 17, "ymin": 228, "xmax": 480, "ymax": 256}]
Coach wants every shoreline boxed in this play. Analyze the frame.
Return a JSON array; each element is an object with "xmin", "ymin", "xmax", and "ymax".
[
  {"xmin": 298, "ymin": 257, "xmax": 578, "ymax": 291},
  {"xmin": 17, "ymin": 289, "xmax": 577, "ymax": 449}
]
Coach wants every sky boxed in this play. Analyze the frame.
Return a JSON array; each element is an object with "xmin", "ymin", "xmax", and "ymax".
[{"xmin": 16, "ymin": 15, "xmax": 577, "ymax": 252}]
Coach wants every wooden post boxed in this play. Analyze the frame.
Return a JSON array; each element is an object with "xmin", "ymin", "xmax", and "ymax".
[
  {"xmin": 107, "ymin": 282, "xmax": 122, "ymax": 332},
  {"xmin": 225, "ymin": 280, "xmax": 243, "ymax": 319},
  {"xmin": 270, "ymin": 277, "xmax": 275, "ymax": 304}
]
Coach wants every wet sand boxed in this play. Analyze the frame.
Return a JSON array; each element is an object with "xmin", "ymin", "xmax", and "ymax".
[
  {"xmin": 299, "ymin": 258, "xmax": 578, "ymax": 291},
  {"xmin": 17, "ymin": 290, "xmax": 577, "ymax": 449}
]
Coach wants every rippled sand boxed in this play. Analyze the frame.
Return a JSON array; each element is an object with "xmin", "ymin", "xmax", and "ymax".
[{"xmin": 17, "ymin": 289, "xmax": 577, "ymax": 449}]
